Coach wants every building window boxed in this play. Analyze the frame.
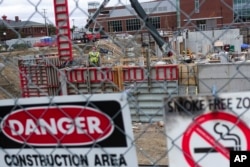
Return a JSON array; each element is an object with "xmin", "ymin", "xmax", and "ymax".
[
  {"xmin": 108, "ymin": 20, "xmax": 122, "ymax": 32},
  {"xmin": 126, "ymin": 19, "xmax": 141, "ymax": 31},
  {"xmin": 148, "ymin": 17, "xmax": 160, "ymax": 29},
  {"xmin": 234, "ymin": 0, "xmax": 250, "ymax": 22},
  {"xmin": 196, "ymin": 20, "xmax": 206, "ymax": 31},
  {"xmin": 195, "ymin": 0, "xmax": 200, "ymax": 13}
]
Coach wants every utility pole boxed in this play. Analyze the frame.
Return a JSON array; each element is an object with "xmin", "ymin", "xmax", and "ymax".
[
  {"xmin": 176, "ymin": 0, "xmax": 180, "ymax": 57},
  {"xmin": 72, "ymin": 19, "xmax": 75, "ymax": 40},
  {"xmin": 42, "ymin": 9, "xmax": 49, "ymax": 36},
  {"xmin": 72, "ymin": 19, "xmax": 75, "ymax": 27}
]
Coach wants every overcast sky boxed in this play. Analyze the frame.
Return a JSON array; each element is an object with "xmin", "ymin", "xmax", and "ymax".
[{"xmin": 0, "ymin": 0, "xmax": 149, "ymax": 28}]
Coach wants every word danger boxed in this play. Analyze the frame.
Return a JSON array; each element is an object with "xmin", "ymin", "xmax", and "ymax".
[
  {"xmin": 1, "ymin": 106, "xmax": 113, "ymax": 145},
  {"xmin": 8, "ymin": 117, "xmax": 103, "ymax": 136},
  {"xmin": 4, "ymin": 153, "xmax": 127, "ymax": 167},
  {"xmin": 167, "ymin": 97, "xmax": 250, "ymax": 112}
]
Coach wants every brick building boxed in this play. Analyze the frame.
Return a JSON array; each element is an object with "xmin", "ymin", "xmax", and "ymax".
[
  {"xmin": 0, "ymin": 15, "xmax": 47, "ymax": 41},
  {"xmin": 179, "ymin": 0, "xmax": 233, "ymax": 30},
  {"xmin": 179, "ymin": 0, "xmax": 250, "ymax": 43},
  {"xmin": 88, "ymin": 0, "xmax": 250, "ymax": 33},
  {"xmin": 88, "ymin": 0, "xmax": 177, "ymax": 34}
]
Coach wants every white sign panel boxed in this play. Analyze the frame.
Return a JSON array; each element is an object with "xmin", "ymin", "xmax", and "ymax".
[
  {"xmin": 164, "ymin": 92, "xmax": 250, "ymax": 167},
  {"xmin": 0, "ymin": 93, "xmax": 138, "ymax": 167}
]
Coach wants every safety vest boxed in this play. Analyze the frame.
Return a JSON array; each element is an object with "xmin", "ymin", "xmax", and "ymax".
[{"xmin": 89, "ymin": 51, "xmax": 100, "ymax": 64}]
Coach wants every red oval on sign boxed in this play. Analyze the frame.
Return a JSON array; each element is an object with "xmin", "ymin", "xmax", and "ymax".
[{"xmin": 1, "ymin": 106, "xmax": 114, "ymax": 146}]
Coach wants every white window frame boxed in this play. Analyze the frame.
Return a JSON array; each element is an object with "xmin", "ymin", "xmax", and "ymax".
[{"xmin": 195, "ymin": 0, "xmax": 200, "ymax": 13}]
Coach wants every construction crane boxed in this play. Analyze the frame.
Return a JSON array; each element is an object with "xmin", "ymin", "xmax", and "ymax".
[
  {"xmin": 81, "ymin": 0, "xmax": 110, "ymax": 43},
  {"xmin": 129, "ymin": 0, "xmax": 172, "ymax": 57}
]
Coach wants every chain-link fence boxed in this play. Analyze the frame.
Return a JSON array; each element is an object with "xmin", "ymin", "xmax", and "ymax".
[{"xmin": 1, "ymin": 0, "xmax": 250, "ymax": 166}]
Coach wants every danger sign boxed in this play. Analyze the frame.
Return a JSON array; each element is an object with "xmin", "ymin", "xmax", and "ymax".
[
  {"xmin": 2, "ymin": 106, "xmax": 113, "ymax": 146},
  {"xmin": 0, "ymin": 93, "xmax": 138, "ymax": 167},
  {"xmin": 164, "ymin": 92, "xmax": 250, "ymax": 167}
]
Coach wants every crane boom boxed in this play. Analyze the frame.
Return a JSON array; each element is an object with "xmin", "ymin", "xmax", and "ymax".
[
  {"xmin": 129, "ymin": 0, "xmax": 171, "ymax": 55},
  {"xmin": 85, "ymin": 0, "xmax": 110, "ymax": 29}
]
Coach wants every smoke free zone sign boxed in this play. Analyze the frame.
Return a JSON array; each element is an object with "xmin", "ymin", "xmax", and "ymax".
[
  {"xmin": 0, "ymin": 94, "xmax": 138, "ymax": 167},
  {"xmin": 164, "ymin": 92, "xmax": 250, "ymax": 167}
]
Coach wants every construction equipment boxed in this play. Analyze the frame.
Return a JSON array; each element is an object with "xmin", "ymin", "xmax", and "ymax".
[
  {"xmin": 182, "ymin": 48, "xmax": 193, "ymax": 63},
  {"xmin": 80, "ymin": 0, "xmax": 110, "ymax": 43},
  {"xmin": 129, "ymin": 0, "xmax": 172, "ymax": 57}
]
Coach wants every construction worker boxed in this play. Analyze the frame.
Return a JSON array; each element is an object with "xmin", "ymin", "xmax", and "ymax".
[{"xmin": 88, "ymin": 46, "xmax": 100, "ymax": 67}]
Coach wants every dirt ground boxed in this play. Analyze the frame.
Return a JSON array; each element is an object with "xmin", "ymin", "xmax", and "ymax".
[
  {"xmin": 133, "ymin": 123, "xmax": 168, "ymax": 166},
  {"xmin": 0, "ymin": 49, "xmax": 168, "ymax": 166},
  {"xmin": 0, "ymin": 57, "xmax": 21, "ymax": 99}
]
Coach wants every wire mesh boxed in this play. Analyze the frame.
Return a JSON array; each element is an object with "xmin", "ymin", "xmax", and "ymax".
[{"xmin": 0, "ymin": 0, "xmax": 250, "ymax": 166}]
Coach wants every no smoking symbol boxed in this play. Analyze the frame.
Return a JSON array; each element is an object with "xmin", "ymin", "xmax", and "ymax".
[{"xmin": 182, "ymin": 112, "xmax": 250, "ymax": 167}]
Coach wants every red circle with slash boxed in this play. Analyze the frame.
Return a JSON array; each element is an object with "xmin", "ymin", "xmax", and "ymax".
[{"xmin": 182, "ymin": 111, "xmax": 250, "ymax": 167}]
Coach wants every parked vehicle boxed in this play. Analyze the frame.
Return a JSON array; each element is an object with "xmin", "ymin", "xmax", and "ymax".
[
  {"xmin": 33, "ymin": 37, "xmax": 57, "ymax": 47},
  {"xmin": 82, "ymin": 31, "xmax": 101, "ymax": 43},
  {"xmin": 73, "ymin": 0, "xmax": 109, "ymax": 43}
]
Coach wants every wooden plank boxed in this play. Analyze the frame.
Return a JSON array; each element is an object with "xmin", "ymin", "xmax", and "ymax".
[{"xmin": 178, "ymin": 64, "xmax": 197, "ymax": 86}]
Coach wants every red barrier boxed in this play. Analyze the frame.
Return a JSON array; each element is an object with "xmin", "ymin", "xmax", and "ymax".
[
  {"xmin": 151, "ymin": 65, "xmax": 179, "ymax": 80},
  {"xmin": 19, "ymin": 65, "xmax": 49, "ymax": 97},
  {"xmin": 123, "ymin": 65, "xmax": 179, "ymax": 82},
  {"xmin": 123, "ymin": 66, "xmax": 145, "ymax": 82},
  {"xmin": 19, "ymin": 62, "xmax": 179, "ymax": 97},
  {"xmin": 65, "ymin": 69, "xmax": 86, "ymax": 83},
  {"xmin": 18, "ymin": 57, "xmax": 61, "ymax": 97},
  {"xmin": 88, "ymin": 67, "xmax": 113, "ymax": 83},
  {"xmin": 64, "ymin": 67, "xmax": 114, "ymax": 83}
]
